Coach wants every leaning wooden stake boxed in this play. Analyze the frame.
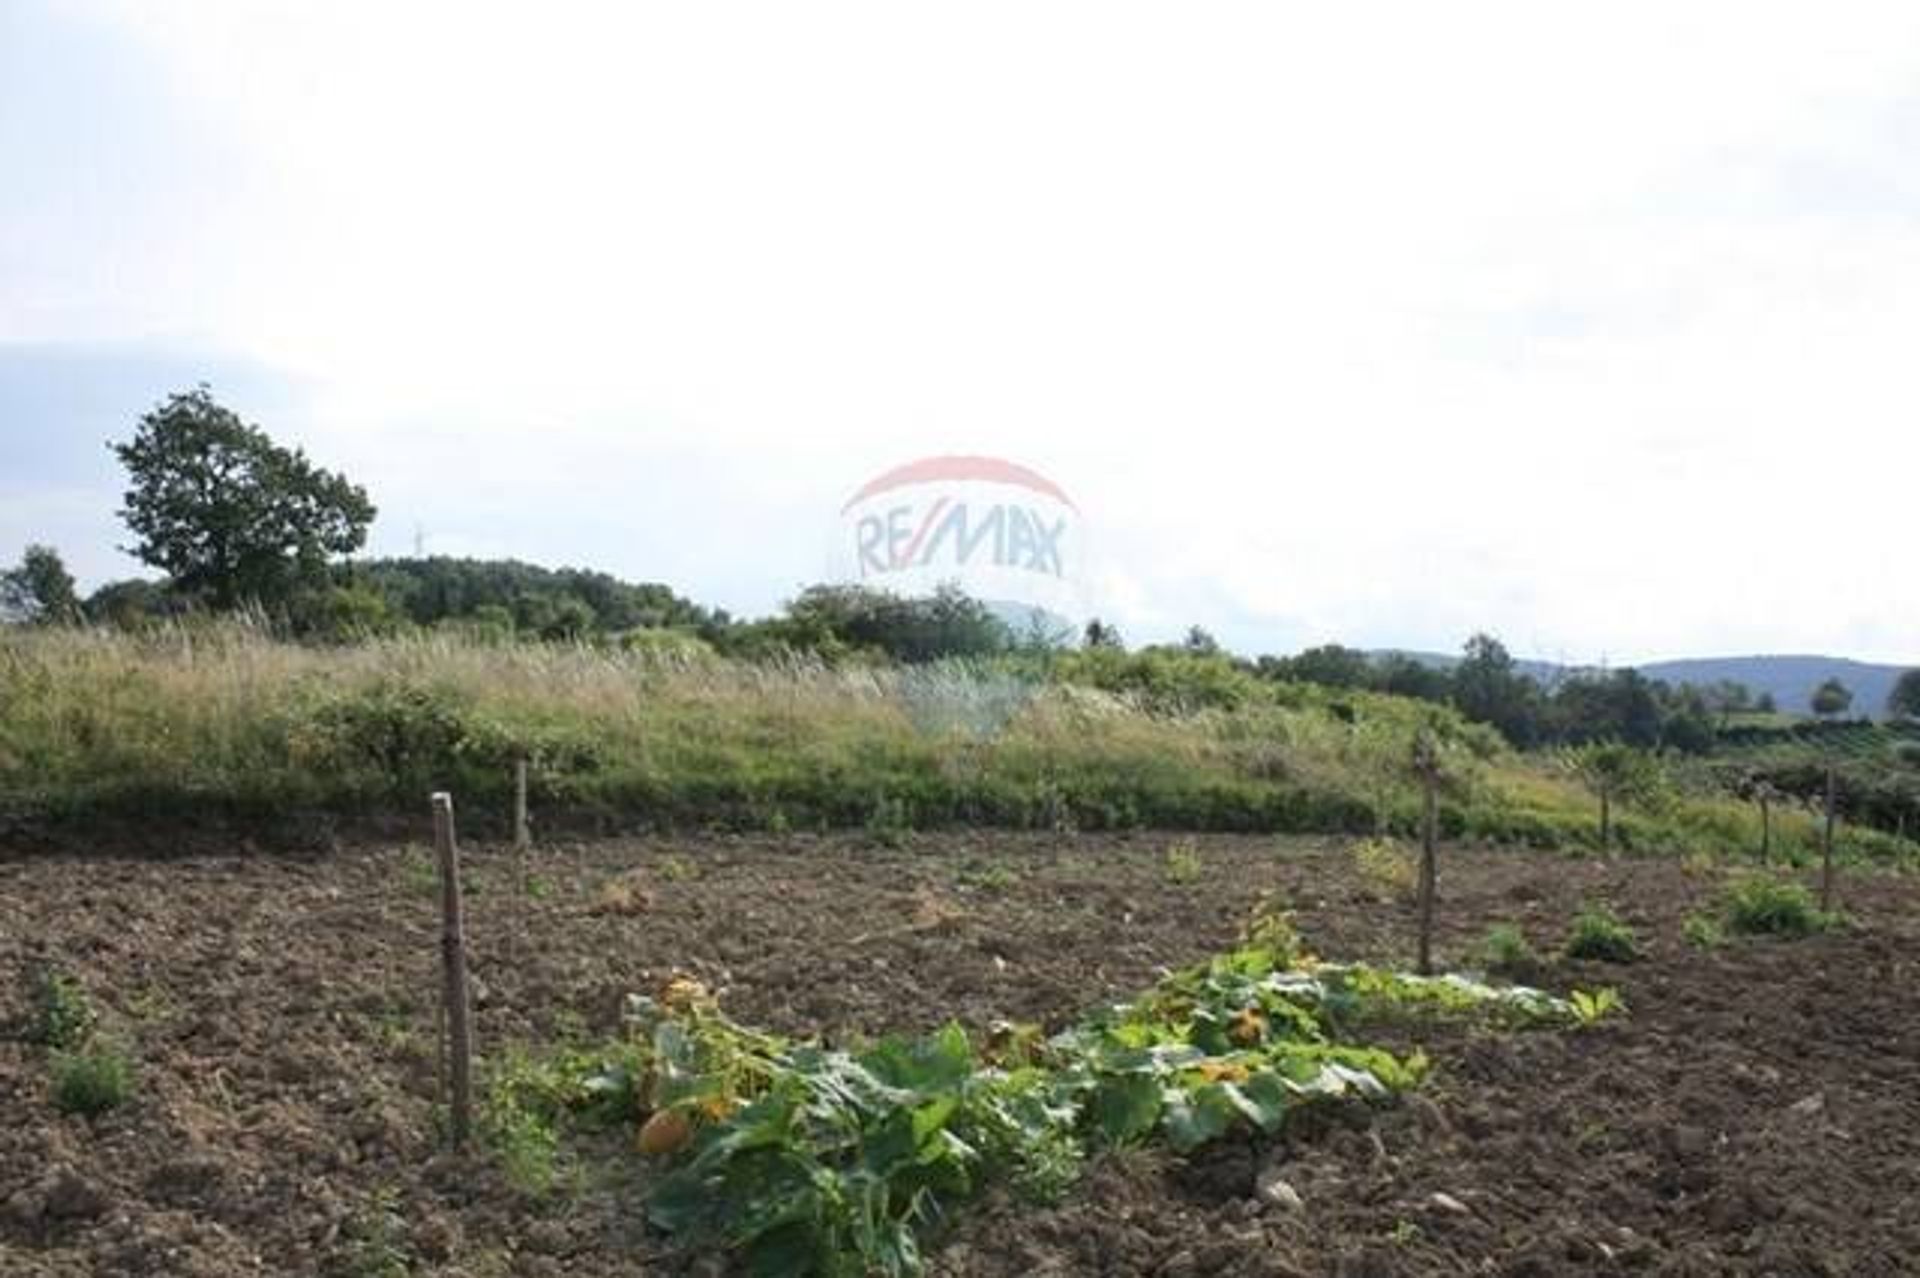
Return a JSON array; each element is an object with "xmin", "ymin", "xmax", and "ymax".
[
  {"xmin": 432, "ymin": 791, "xmax": 475, "ymax": 1149},
  {"xmin": 1414, "ymin": 732, "xmax": 1441, "ymax": 976},
  {"xmin": 1820, "ymin": 765, "xmax": 1837, "ymax": 912}
]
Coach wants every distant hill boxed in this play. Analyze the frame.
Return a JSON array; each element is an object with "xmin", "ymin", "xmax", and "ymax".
[
  {"xmin": 1638, "ymin": 656, "xmax": 1907, "ymax": 720},
  {"xmin": 1375, "ymin": 650, "xmax": 1913, "ymax": 719}
]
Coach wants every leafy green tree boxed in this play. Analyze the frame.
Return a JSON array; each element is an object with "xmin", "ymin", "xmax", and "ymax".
[
  {"xmin": 1082, "ymin": 618, "xmax": 1124, "ymax": 650},
  {"xmin": 1810, "ymin": 677, "xmax": 1853, "ymax": 720},
  {"xmin": 1275, "ymin": 643, "xmax": 1374, "ymax": 689},
  {"xmin": 1568, "ymin": 743, "xmax": 1661, "ymax": 848},
  {"xmin": 1181, "ymin": 625, "xmax": 1221, "ymax": 656},
  {"xmin": 0, "ymin": 544, "xmax": 80, "ymax": 624},
  {"xmin": 1887, "ymin": 670, "xmax": 1920, "ymax": 722},
  {"xmin": 1660, "ymin": 687, "xmax": 1717, "ymax": 754},
  {"xmin": 83, "ymin": 577, "xmax": 177, "ymax": 628},
  {"xmin": 1452, "ymin": 633, "xmax": 1544, "ymax": 747},
  {"xmin": 1374, "ymin": 653, "xmax": 1452, "ymax": 703},
  {"xmin": 112, "ymin": 387, "xmax": 375, "ymax": 608},
  {"xmin": 754, "ymin": 583, "xmax": 1013, "ymax": 664}
]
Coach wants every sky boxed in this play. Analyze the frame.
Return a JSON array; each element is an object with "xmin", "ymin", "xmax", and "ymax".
[{"xmin": 2, "ymin": 1, "xmax": 1916, "ymax": 665}]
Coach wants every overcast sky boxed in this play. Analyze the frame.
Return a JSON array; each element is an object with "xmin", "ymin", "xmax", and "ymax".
[{"xmin": 3, "ymin": 2, "xmax": 1916, "ymax": 664}]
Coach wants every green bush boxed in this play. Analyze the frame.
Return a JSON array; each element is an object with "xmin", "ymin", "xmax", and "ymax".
[
  {"xmin": 1682, "ymin": 912, "xmax": 1725, "ymax": 949},
  {"xmin": 28, "ymin": 969, "xmax": 96, "ymax": 1050},
  {"xmin": 1563, "ymin": 905, "xmax": 1638, "ymax": 963},
  {"xmin": 52, "ymin": 1046, "xmax": 134, "ymax": 1116},
  {"xmin": 1722, "ymin": 876, "xmax": 1833, "ymax": 938},
  {"xmin": 1478, "ymin": 924, "xmax": 1538, "ymax": 976},
  {"xmin": 1163, "ymin": 839, "xmax": 1204, "ymax": 884}
]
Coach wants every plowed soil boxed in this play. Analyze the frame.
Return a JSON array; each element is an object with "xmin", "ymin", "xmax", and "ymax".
[{"xmin": 2, "ymin": 832, "xmax": 1916, "ymax": 1276}]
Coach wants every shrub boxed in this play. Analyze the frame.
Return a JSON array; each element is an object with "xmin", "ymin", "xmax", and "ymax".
[
  {"xmin": 1682, "ymin": 912, "xmax": 1725, "ymax": 949},
  {"xmin": 1722, "ymin": 876, "xmax": 1833, "ymax": 938},
  {"xmin": 52, "ymin": 1046, "xmax": 134, "ymax": 1116},
  {"xmin": 1478, "ymin": 924, "xmax": 1538, "ymax": 976},
  {"xmin": 1163, "ymin": 839, "xmax": 1204, "ymax": 884},
  {"xmin": 1563, "ymin": 905, "xmax": 1638, "ymax": 963},
  {"xmin": 28, "ymin": 968, "xmax": 96, "ymax": 1050},
  {"xmin": 1352, "ymin": 837, "xmax": 1417, "ymax": 899}
]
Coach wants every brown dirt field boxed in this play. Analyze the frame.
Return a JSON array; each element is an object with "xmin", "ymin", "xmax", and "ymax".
[{"xmin": 2, "ymin": 832, "xmax": 1917, "ymax": 1277}]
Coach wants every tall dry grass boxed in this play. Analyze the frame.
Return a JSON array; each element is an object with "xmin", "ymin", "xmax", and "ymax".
[{"xmin": 0, "ymin": 619, "xmax": 1910, "ymax": 862}]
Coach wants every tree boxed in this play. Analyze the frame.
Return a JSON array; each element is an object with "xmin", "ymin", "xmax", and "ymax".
[
  {"xmin": 762, "ymin": 582, "xmax": 1013, "ymax": 664},
  {"xmin": 1452, "ymin": 633, "xmax": 1544, "ymax": 747},
  {"xmin": 1568, "ymin": 743, "xmax": 1660, "ymax": 850},
  {"xmin": 1810, "ymin": 677, "xmax": 1853, "ymax": 720},
  {"xmin": 0, "ymin": 544, "xmax": 80, "ymax": 624},
  {"xmin": 1277, "ymin": 644, "xmax": 1374, "ymax": 689},
  {"xmin": 1181, "ymin": 625, "xmax": 1221, "ymax": 656},
  {"xmin": 1887, "ymin": 670, "xmax": 1920, "ymax": 722},
  {"xmin": 1082, "ymin": 618, "xmax": 1124, "ymax": 650},
  {"xmin": 112, "ymin": 386, "xmax": 375, "ymax": 609},
  {"xmin": 84, "ymin": 577, "xmax": 176, "ymax": 628}
]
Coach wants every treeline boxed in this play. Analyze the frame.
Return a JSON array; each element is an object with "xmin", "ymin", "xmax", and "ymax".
[{"xmin": 1254, "ymin": 636, "xmax": 1763, "ymax": 754}]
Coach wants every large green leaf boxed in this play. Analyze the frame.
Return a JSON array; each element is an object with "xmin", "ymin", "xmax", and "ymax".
[{"xmin": 1089, "ymin": 1072, "xmax": 1163, "ymax": 1144}]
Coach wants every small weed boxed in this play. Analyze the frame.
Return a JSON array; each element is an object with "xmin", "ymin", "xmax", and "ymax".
[
  {"xmin": 486, "ymin": 1103, "xmax": 562, "ymax": 1196},
  {"xmin": 865, "ymin": 795, "xmax": 914, "ymax": 849},
  {"xmin": 657, "ymin": 854, "xmax": 696, "ymax": 882},
  {"xmin": 1388, "ymin": 1218, "xmax": 1423, "ymax": 1246},
  {"xmin": 1563, "ymin": 904, "xmax": 1638, "ymax": 963},
  {"xmin": 1568, "ymin": 987, "xmax": 1625, "ymax": 1026},
  {"xmin": 398, "ymin": 845, "xmax": 438, "ymax": 898},
  {"xmin": 525, "ymin": 874, "xmax": 553, "ymax": 900},
  {"xmin": 1352, "ymin": 837, "xmax": 1417, "ymax": 899},
  {"xmin": 1723, "ymin": 876, "xmax": 1834, "ymax": 938},
  {"xmin": 52, "ymin": 1045, "xmax": 135, "ymax": 1116},
  {"xmin": 1163, "ymin": 839, "xmax": 1204, "ymax": 885},
  {"xmin": 479, "ymin": 1043, "xmax": 644, "ymax": 1197},
  {"xmin": 1477, "ymin": 924, "xmax": 1538, "ymax": 977},
  {"xmin": 1682, "ymin": 911, "xmax": 1725, "ymax": 949},
  {"xmin": 1679, "ymin": 849, "xmax": 1718, "ymax": 878},
  {"xmin": 957, "ymin": 860, "xmax": 1018, "ymax": 892},
  {"xmin": 28, "ymin": 968, "xmax": 97, "ymax": 1050},
  {"xmin": 339, "ymin": 1185, "xmax": 412, "ymax": 1277},
  {"xmin": 1239, "ymin": 892, "xmax": 1306, "ymax": 965}
]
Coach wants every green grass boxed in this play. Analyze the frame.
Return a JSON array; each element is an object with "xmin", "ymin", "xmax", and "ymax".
[
  {"xmin": 1477, "ymin": 924, "xmax": 1538, "ymax": 976},
  {"xmin": 1721, "ymin": 875, "xmax": 1835, "ymax": 938},
  {"xmin": 1563, "ymin": 905, "xmax": 1638, "ymax": 963},
  {"xmin": 28, "ymin": 968, "xmax": 97, "ymax": 1050},
  {"xmin": 51, "ymin": 1045, "xmax": 135, "ymax": 1116},
  {"xmin": 1682, "ymin": 911, "xmax": 1725, "ymax": 949},
  {"xmin": 1162, "ymin": 839, "xmax": 1204, "ymax": 884},
  {"xmin": 2, "ymin": 622, "xmax": 1916, "ymax": 863}
]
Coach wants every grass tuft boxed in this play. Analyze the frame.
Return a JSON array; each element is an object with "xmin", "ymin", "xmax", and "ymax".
[{"xmin": 1563, "ymin": 905, "xmax": 1638, "ymax": 963}]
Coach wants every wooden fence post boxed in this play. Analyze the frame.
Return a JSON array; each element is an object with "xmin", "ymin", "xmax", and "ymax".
[
  {"xmin": 1413, "ymin": 732, "xmax": 1440, "ymax": 977},
  {"xmin": 1759, "ymin": 788, "xmax": 1772, "ymax": 863},
  {"xmin": 432, "ymin": 791, "xmax": 474, "ymax": 1148},
  {"xmin": 512, "ymin": 753, "xmax": 530, "ymax": 853},
  {"xmin": 1821, "ymin": 765, "xmax": 1837, "ymax": 912}
]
